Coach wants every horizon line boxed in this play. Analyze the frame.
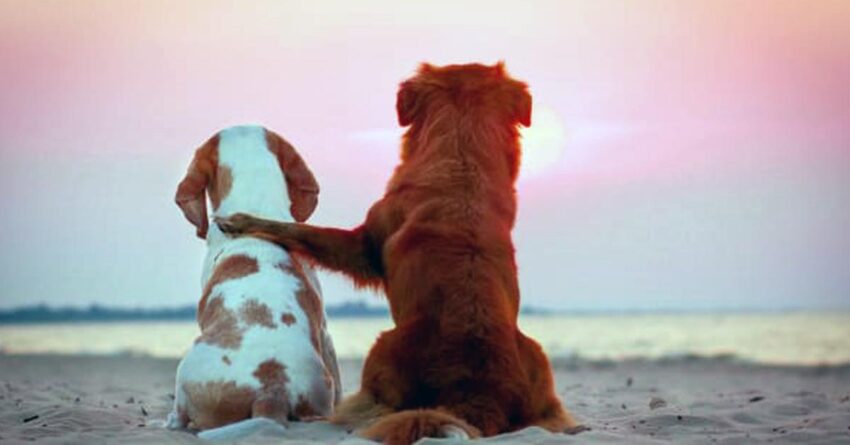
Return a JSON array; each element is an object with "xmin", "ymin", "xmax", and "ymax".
[{"xmin": 1, "ymin": 301, "xmax": 848, "ymax": 316}]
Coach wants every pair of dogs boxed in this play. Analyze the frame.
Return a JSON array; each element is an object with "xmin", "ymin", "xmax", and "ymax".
[{"xmin": 168, "ymin": 63, "xmax": 580, "ymax": 444}]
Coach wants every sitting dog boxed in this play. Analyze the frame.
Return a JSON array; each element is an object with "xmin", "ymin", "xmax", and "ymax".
[
  {"xmin": 217, "ymin": 64, "xmax": 580, "ymax": 444},
  {"xmin": 166, "ymin": 125, "xmax": 341, "ymax": 434}
]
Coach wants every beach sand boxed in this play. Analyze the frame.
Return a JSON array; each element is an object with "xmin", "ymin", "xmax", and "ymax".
[{"xmin": 1, "ymin": 354, "xmax": 848, "ymax": 444}]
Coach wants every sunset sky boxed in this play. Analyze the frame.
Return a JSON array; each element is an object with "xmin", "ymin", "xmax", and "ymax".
[{"xmin": 1, "ymin": 0, "xmax": 848, "ymax": 311}]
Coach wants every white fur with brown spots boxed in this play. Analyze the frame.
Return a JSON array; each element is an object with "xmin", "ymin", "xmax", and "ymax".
[{"xmin": 167, "ymin": 125, "xmax": 341, "ymax": 434}]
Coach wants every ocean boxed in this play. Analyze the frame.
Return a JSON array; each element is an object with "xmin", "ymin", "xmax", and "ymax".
[{"xmin": 1, "ymin": 312, "xmax": 848, "ymax": 366}]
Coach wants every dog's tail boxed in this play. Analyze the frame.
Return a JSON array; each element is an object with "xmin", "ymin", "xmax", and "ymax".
[
  {"xmin": 360, "ymin": 409, "xmax": 481, "ymax": 445},
  {"xmin": 331, "ymin": 391, "xmax": 481, "ymax": 445},
  {"xmin": 196, "ymin": 418, "xmax": 287, "ymax": 441}
]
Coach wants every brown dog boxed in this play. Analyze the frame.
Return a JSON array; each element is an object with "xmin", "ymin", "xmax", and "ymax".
[{"xmin": 217, "ymin": 63, "xmax": 580, "ymax": 444}]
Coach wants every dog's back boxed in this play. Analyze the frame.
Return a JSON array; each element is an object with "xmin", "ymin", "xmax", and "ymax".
[{"xmin": 168, "ymin": 125, "xmax": 340, "ymax": 430}]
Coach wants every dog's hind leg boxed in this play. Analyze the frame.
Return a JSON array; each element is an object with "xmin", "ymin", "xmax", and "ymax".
[
  {"xmin": 331, "ymin": 326, "xmax": 415, "ymax": 431},
  {"xmin": 516, "ymin": 332, "xmax": 582, "ymax": 433}
]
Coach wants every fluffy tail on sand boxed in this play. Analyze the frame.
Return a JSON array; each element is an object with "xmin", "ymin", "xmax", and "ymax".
[
  {"xmin": 360, "ymin": 409, "xmax": 481, "ymax": 445},
  {"xmin": 195, "ymin": 418, "xmax": 287, "ymax": 441},
  {"xmin": 331, "ymin": 391, "xmax": 481, "ymax": 445}
]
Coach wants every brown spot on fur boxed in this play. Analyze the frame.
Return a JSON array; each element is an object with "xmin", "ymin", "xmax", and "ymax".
[
  {"xmin": 222, "ymin": 355, "xmax": 231, "ymax": 365},
  {"xmin": 280, "ymin": 312, "xmax": 296, "ymax": 326},
  {"xmin": 197, "ymin": 296, "xmax": 243, "ymax": 349},
  {"xmin": 209, "ymin": 165, "xmax": 233, "ymax": 210},
  {"xmin": 276, "ymin": 259, "xmax": 325, "ymax": 351},
  {"xmin": 293, "ymin": 395, "xmax": 319, "ymax": 418},
  {"xmin": 252, "ymin": 359, "xmax": 290, "ymax": 410},
  {"xmin": 182, "ymin": 380, "xmax": 256, "ymax": 430},
  {"xmin": 198, "ymin": 255, "xmax": 260, "ymax": 324},
  {"xmin": 253, "ymin": 359, "xmax": 289, "ymax": 391},
  {"xmin": 239, "ymin": 299, "xmax": 276, "ymax": 328}
]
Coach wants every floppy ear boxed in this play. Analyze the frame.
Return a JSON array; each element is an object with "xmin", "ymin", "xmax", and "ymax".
[
  {"xmin": 396, "ymin": 81, "xmax": 419, "ymax": 127},
  {"xmin": 514, "ymin": 85, "xmax": 532, "ymax": 127},
  {"xmin": 175, "ymin": 135, "xmax": 218, "ymax": 239},
  {"xmin": 265, "ymin": 130, "xmax": 320, "ymax": 222}
]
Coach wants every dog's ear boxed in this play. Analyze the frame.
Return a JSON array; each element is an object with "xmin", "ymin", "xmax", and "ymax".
[
  {"xmin": 493, "ymin": 61, "xmax": 506, "ymax": 75},
  {"xmin": 396, "ymin": 80, "xmax": 420, "ymax": 127},
  {"xmin": 175, "ymin": 135, "xmax": 219, "ymax": 239},
  {"xmin": 265, "ymin": 130, "xmax": 320, "ymax": 222},
  {"xmin": 497, "ymin": 64, "xmax": 532, "ymax": 127},
  {"xmin": 513, "ymin": 84, "xmax": 532, "ymax": 127}
]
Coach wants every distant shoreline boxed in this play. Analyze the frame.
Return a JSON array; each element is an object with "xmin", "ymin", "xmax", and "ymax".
[
  {"xmin": 0, "ymin": 302, "xmax": 389, "ymax": 324},
  {"xmin": 0, "ymin": 302, "xmax": 841, "ymax": 324},
  {"xmin": 0, "ymin": 302, "xmax": 557, "ymax": 324}
]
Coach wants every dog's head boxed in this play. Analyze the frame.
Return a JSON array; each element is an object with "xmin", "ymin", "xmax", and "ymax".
[
  {"xmin": 396, "ymin": 62, "xmax": 531, "ymax": 178},
  {"xmin": 175, "ymin": 126, "xmax": 319, "ymax": 239},
  {"xmin": 396, "ymin": 62, "xmax": 531, "ymax": 129}
]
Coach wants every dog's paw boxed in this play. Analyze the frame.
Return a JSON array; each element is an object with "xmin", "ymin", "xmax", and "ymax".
[{"xmin": 215, "ymin": 213, "xmax": 259, "ymax": 235}]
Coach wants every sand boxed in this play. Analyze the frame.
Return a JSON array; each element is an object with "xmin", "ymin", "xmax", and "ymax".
[{"xmin": 1, "ymin": 354, "xmax": 848, "ymax": 444}]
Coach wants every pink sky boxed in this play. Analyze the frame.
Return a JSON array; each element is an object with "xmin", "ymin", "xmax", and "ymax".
[{"xmin": 1, "ymin": 1, "xmax": 849, "ymax": 310}]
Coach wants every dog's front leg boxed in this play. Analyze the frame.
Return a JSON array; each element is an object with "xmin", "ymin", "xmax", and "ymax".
[{"xmin": 216, "ymin": 214, "xmax": 383, "ymax": 287}]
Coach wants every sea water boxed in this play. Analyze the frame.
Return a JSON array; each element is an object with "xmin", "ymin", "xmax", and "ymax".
[{"xmin": 1, "ymin": 313, "xmax": 849, "ymax": 365}]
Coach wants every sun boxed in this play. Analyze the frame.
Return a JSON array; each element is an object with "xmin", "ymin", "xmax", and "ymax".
[{"xmin": 518, "ymin": 107, "xmax": 567, "ymax": 179}]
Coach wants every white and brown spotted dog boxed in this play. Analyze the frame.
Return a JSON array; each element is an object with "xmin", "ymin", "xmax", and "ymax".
[{"xmin": 166, "ymin": 125, "xmax": 341, "ymax": 436}]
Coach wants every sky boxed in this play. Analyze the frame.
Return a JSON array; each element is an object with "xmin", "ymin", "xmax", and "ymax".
[{"xmin": 1, "ymin": 0, "xmax": 849, "ymax": 311}]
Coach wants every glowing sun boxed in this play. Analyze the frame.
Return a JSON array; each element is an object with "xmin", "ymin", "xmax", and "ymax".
[{"xmin": 519, "ymin": 107, "xmax": 567, "ymax": 178}]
